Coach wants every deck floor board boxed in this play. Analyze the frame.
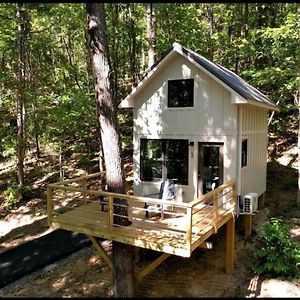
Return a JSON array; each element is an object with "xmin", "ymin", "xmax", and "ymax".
[{"xmin": 49, "ymin": 201, "xmax": 234, "ymax": 257}]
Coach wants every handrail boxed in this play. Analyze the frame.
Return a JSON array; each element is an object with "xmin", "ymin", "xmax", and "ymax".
[
  {"xmin": 54, "ymin": 171, "xmax": 106, "ymax": 185},
  {"xmin": 47, "ymin": 173, "xmax": 237, "ymax": 253},
  {"xmin": 47, "ymin": 183, "xmax": 192, "ymax": 208},
  {"xmin": 189, "ymin": 179, "xmax": 236, "ymax": 208}
]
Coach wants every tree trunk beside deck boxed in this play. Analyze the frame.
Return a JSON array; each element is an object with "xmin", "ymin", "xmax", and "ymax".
[
  {"xmin": 86, "ymin": 3, "xmax": 135, "ymax": 297},
  {"xmin": 16, "ymin": 3, "xmax": 27, "ymax": 186}
]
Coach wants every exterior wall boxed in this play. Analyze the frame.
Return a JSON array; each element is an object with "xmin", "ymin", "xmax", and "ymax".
[
  {"xmin": 240, "ymin": 105, "xmax": 269, "ymax": 198},
  {"xmin": 132, "ymin": 53, "xmax": 238, "ymax": 203}
]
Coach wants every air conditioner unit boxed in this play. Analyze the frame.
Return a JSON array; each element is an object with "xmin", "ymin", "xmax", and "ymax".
[{"xmin": 240, "ymin": 193, "xmax": 258, "ymax": 214}]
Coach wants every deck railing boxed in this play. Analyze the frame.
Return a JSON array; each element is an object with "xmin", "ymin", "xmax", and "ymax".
[{"xmin": 47, "ymin": 172, "xmax": 236, "ymax": 253}]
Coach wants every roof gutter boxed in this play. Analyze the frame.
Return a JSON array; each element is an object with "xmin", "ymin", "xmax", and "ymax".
[{"xmin": 246, "ymin": 99, "xmax": 280, "ymax": 112}]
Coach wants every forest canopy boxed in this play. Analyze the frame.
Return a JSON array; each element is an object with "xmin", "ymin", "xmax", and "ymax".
[{"xmin": 0, "ymin": 3, "xmax": 299, "ymax": 182}]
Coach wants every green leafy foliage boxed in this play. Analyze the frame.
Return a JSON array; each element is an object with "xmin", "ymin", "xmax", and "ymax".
[
  {"xmin": 3, "ymin": 183, "xmax": 23, "ymax": 209},
  {"xmin": 0, "ymin": 3, "xmax": 299, "ymax": 185},
  {"xmin": 251, "ymin": 217, "xmax": 300, "ymax": 278}
]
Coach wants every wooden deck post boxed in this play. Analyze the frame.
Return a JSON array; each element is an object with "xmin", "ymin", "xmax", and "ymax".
[
  {"xmin": 213, "ymin": 193, "xmax": 219, "ymax": 233},
  {"xmin": 108, "ymin": 195, "xmax": 113, "ymax": 229},
  {"xmin": 225, "ymin": 215, "xmax": 235, "ymax": 274},
  {"xmin": 186, "ymin": 207, "xmax": 193, "ymax": 250},
  {"xmin": 244, "ymin": 214, "xmax": 252, "ymax": 237}
]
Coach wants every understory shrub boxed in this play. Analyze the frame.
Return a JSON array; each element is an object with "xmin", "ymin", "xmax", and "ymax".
[
  {"xmin": 251, "ymin": 217, "xmax": 300, "ymax": 278},
  {"xmin": 281, "ymin": 178, "xmax": 298, "ymax": 191},
  {"xmin": 3, "ymin": 182, "xmax": 32, "ymax": 209},
  {"xmin": 3, "ymin": 183, "xmax": 23, "ymax": 209}
]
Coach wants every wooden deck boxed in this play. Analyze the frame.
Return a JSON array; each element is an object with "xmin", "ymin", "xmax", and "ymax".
[{"xmin": 47, "ymin": 173, "xmax": 236, "ymax": 258}]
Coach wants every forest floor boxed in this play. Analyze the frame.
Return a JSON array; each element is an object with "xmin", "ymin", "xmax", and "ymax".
[{"xmin": 0, "ymin": 142, "xmax": 300, "ymax": 297}]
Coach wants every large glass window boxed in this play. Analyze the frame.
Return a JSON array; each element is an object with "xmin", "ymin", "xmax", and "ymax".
[
  {"xmin": 140, "ymin": 139, "xmax": 189, "ymax": 185},
  {"xmin": 168, "ymin": 78, "xmax": 194, "ymax": 107}
]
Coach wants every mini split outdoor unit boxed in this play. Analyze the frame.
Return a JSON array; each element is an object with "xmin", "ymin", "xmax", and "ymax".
[{"xmin": 240, "ymin": 192, "xmax": 258, "ymax": 215}]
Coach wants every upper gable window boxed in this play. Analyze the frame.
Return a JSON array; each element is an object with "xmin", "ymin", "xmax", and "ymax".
[{"xmin": 168, "ymin": 78, "xmax": 194, "ymax": 107}]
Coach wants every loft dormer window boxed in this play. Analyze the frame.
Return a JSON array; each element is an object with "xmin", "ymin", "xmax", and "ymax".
[{"xmin": 168, "ymin": 78, "xmax": 194, "ymax": 107}]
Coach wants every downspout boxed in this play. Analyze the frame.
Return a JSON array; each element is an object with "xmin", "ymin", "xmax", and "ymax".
[{"xmin": 236, "ymin": 105, "xmax": 242, "ymax": 217}]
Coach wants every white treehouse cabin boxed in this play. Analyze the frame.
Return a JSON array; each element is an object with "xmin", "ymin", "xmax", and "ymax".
[
  {"xmin": 46, "ymin": 43, "xmax": 278, "ymax": 281},
  {"xmin": 119, "ymin": 42, "xmax": 279, "ymax": 214}
]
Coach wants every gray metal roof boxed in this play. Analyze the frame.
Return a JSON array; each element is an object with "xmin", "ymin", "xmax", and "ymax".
[
  {"xmin": 180, "ymin": 45, "xmax": 277, "ymax": 107},
  {"xmin": 120, "ymin": 43, "xmax": 278, "ymax": 110}
]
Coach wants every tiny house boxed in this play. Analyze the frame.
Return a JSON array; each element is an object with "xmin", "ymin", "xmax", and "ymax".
[{"xmin": 119, "ymin": 42, "xmax": 278, "ymax": 212}]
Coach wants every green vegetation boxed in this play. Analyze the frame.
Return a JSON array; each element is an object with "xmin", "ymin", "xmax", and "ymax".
[
  {"xmin": 0, "ymin": 3, "xmax": 299, "ymax": 217},
  {"xmin": 251, "ymin": 217, "xmax": 300, "ymax": 278},
  {"xmin": 4, "ymin": 183, "xmax": 23, "ymax": 209}
]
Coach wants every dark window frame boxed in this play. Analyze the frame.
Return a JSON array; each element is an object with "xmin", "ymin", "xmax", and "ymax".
[
  {"xmin": 140, "ymin": 138, "xmax": 189, "ymax": 185},
  {"xmin": 167, "ymin": 78, "xmax": 194, "ymax": 108},
  {"xmin": 241, "ymin": 139, "xmax": 248, "ymax": 167}
]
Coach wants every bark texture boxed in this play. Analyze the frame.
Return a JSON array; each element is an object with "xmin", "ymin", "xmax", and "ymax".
[
  {"xmin": 146, "ymin": 3, "xmax": 156, "ymax": 68},
  {"xmin": 16, "ymin": 2, "xmax": 27, "ymax": 186},
  {"xmin": 86, "ymin": 3, "xmax": 135, "ymax": 297}
]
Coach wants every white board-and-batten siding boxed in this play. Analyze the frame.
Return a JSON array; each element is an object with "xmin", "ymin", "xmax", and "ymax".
[
  {"xmin": 240, "ymin": 106, "xmax": 269, "ymax": 198},
  {"xmin": 132, "ymin": 54, "xmax": 239, "ymax": 202}
]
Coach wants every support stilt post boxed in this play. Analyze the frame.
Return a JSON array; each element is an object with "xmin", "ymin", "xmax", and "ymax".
[
  {"xmin": 226, "ymin": 216, "xmax": 235, "ymax": 274},
  {"xmin": 244, "ymin": 214, "xmax": 252, "ymax": 237}
]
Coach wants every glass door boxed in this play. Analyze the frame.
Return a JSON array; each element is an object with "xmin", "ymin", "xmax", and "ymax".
[{"xmin": 198, "ymin": 143, "xmax": 224, "ymax": 196}]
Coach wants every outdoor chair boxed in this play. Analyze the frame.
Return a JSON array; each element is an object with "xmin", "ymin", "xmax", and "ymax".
[{"xmin": 144, "ymin": 179, "xmax": 175, "ymax": 219}]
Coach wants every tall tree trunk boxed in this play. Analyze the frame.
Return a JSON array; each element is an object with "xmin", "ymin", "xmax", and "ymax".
[
  {"xmin": 146, "ymin": 3, "xmax": 156, "ymax": 69},
  {"xmin": 61, "ymin": 35, "xmax": 82, "ymax": 91},
  {"xmin": 27, "ymin": 39, "xmax": 40, "ymax": 159},
  {"xmin": 16, "ymin": 3, "xmax": 27, "ymax": 186},
  {"xmin": 206, "ymin": 3, "xmax": 214, "ymax": 60},
  {"xmin": 255, "ymin": 3, "xmax": 265, "ymax": 69},
  {"xmin": 84, "ymin": 27, "xmax": 95, "ymax": 94},
  {"xmin": 297, "ymin": 3, "xmax": 300, "ymax": 206},
  {"xmin": 59, "ymin": 143, "xmax": 64, "ymax": 180},
  {"xmin": 297, "ymin": 89, "xmax": 300, "ymax": 207},
  {"xmin": 32, "ymin": 100, "xmax": 40, "ymax": 158},
  {"xmin": 129, "ymin": 3, "xmax": 138, "ymax": 85},
  {"xmin": 268, "ymin": 3, "xmax": 276, "ymax": 27},
  {"xmin": 86, "ymin": 3, "xmax": 135, "ymax": 297},
  {"xmin": 111, "ymin": 3, "xmax": 119, "ymax": 102},
  {"xmin": 242, "ymin": 3, "xmax": 249, "ymax": 38}
]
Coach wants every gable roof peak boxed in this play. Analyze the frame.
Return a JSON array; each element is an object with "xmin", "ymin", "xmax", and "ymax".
[
  {"xmin": 172, "ymin": 41, "xmax": 183, "ymax": 50},
  {"xmin": 119, "ymin": 43, "xmax": 278, "ymax": 111}
]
